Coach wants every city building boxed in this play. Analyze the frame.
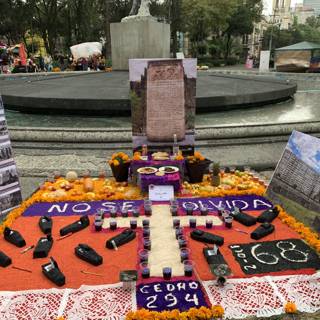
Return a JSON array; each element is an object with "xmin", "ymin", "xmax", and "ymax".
[
  {"xmin": 293, "ymin": 4, "xmax": 316, "ymax": 24},
  {"xmin": 303, "ymin": 0, "xmax": 320, "ymax": 15},
  {"xmin": 248, "ymin": 18, "xmax": 269, "ymax": 58},
  {"xmin": 268, "ymin": 148, "xmax": 320, "ymax": 212},
  {"xmin": 271, "ymin": 0, "xmax": 293, "ymax": 29}
]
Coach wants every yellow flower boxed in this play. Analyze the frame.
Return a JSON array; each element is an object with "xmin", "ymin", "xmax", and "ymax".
[
  {"xmin": 113, "ymin": 159, "xmax": 120, "ymax": 166},
  {"xmin": 285, "ymin": 301, "xmax": 297, "ymax": 314},
  {"xmin": 211, "ymin": 305, "xmax": 224, "ymax": 318}
]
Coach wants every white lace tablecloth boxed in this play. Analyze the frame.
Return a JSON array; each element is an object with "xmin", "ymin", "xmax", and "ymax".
[{"xmin": 0, "ymin": 273, "xmax": 319, "ymax": 319}]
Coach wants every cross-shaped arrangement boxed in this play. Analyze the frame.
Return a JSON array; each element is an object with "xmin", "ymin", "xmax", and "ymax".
[{"xmin": 101, "ymin": 203, "xmax": 223, "ymax": 278}]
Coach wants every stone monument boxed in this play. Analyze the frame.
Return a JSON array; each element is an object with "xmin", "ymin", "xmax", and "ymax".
[
  {"xmin": 146, "ymin": 60, "xmax": 185, "ymax": 141},
  {"xmin": 129, "ymin": 58, "xmax": 197, "ymax": 154},
  {"xmin": 110, "ymin": 0, "xmax": 170, "ymax": 70}
]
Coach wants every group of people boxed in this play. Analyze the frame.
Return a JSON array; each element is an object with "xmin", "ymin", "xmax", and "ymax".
[{"xmin": 0, "ymin": 47, "xmax": 107, "ymax": 74}]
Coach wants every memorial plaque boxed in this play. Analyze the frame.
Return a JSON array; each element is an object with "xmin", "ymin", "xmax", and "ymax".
[
  {"xmin": 146, "ymin": 60, "xmax": 185, "ymax": 142},
  {"xmin": 230, "ymin": 239, "xmax": 320, "ymax": 275}
]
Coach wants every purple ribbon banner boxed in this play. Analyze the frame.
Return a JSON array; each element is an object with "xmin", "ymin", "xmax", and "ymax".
[
  {"xmin": 136, "ymin": 280, "xmax": 208, "ymax": 312},
  {"xmin": 22, "ymin": 195, "xmax": 273, "ymax": 217}
]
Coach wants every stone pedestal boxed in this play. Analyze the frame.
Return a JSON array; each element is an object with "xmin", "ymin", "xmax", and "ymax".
[{"xmin": 110, "ymin": 18, "xmax": 170, "ymax": 70}]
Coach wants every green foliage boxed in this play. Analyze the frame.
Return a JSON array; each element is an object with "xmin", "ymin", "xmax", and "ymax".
[
  {"xmin": 262, "ymin": 16, "xmax": 320, "ymax": 53},
  {"xmin": 182, "ymin": 0, "xmax": 262, "ymax": 60},
  {"xmin": 130, "ymin": 90, "xmax": 141, "ymax": 109},
  {"xmin": 212, "ymin": 162, "xmax": 220, "ymax": 176}
]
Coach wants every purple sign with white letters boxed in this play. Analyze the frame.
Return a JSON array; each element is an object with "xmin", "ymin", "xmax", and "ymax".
[
  {"xmin": 22, "ymin": 195, "xmax": 273, "ymax": 217},
  {"xmin": 136, "ymin": 280, "xmax": 208, "ymax": 311}
]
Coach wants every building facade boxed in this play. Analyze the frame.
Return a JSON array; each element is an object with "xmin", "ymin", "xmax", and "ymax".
[
  {"xmin": 293, "ymin": 4, "xmax": 316, "ymax": 24},
  {"xmin": 303, "ymin": 0, "xmax": 320, "ymax": 15},
  {"xmin": 272, "ymin": 0, "xmax": 293, "ymax": 29},
  {"xmin": 269, "ymin": 149, "xmax": 320, "ymax": 211}
]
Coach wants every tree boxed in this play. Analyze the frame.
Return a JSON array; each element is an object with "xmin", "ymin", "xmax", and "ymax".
[
  {"xmin": 224, "ymin": 0, "xmax": 263, "ymax": 59},
  {"xmin": 27, "ymin": 0, "xmax": 67, "ymax": 55},
  {"xmin": 0, "ymin": 0, "xmax": 32, "ymax": 46},
  {"xmin": 182, "ymin": 0, "xmax": 235, "ymax": 57},
  {"xmin": 262, "ymin": 16, "xmax": 320, "ymax": 53}
]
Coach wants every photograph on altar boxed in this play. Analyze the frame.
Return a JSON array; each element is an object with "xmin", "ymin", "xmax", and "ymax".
[
  {"xmin": 0, "ymin": 95, "xmax": 22, "ymax": 217},
  {"xmin": 267, "ymin": 130, "xmax": 320, "ymax": 214},
  {"xmin": 129, "ymin": 58, "xmax": 197, "ymax": 154}
]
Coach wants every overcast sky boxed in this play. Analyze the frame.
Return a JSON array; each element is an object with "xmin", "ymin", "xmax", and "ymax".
[{"xmin": 263, "ymin": 0, "xmax": 303, "ymax": 15}]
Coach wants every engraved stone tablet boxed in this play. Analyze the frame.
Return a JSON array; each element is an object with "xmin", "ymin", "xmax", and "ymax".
[{"xmin": 146, "ymin": 60, "xmax": 185, "ymax": 142}]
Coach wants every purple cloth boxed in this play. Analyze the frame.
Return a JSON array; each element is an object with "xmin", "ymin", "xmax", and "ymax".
[
  {"xmin": 178, "ymin": 195, "xmax": 272, "ymax": 212},
  {"xmin": 136, "ymin": 280, "xmax": 208, "ymax": 311},
  {"xmin": 139, "ymin": 172, "xmax": 181, "ymax": 192},
  {"xmin": 22, "ymin": 195, "xmax": 273, "ymax": 217}
]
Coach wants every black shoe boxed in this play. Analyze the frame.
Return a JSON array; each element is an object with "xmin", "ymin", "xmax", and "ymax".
[
  {"xmin": 0, "ymin": 251, "xmax": 12, "ymax": 268},
  {"xmin": 231, "ymin": 208, "xmax": 256, "ymax": 226},
  {"xmin": 75, "ymin": 244, "xmax": 103, "ymax": 266},
  {"xmin": 106, "ymin": 229, "xmax": 136, "ymax": 249},
  {"xmin": 4, "ymin": 227, "xmax": 26, "ymax": 247},
  {"xmin": 59, "ymin": 215, "xmax": 90, "ymax": 236},
  {"xmin": 42, "ymin": 257, "xmax": 65, "ymax": 286},
  {"xmin": 33, "ymin": 235, "xmax": 53, "ymax": 258},
  {"xmin": 257, "ymin": 207, "xmax": 279, "ymax": 223},
  {"xmin": 251, "ymin": 223, "xmax": 275, "ymax": 240},
  {"xmin": 190, "ymin": 229, "xmax": 224, "ymax": 246},
  {"xmin": 39, "ymin": 216, "xmax": 53, "ymax": 234}
]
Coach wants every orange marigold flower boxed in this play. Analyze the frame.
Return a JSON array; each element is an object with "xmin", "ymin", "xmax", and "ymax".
[
  {"xmin": 211, "ymin": 305, "xmax": 224, "ymax": 318},
  {"xmin": 194, "ymin": 151, "xmax": 202, "ymax": 159},
  {"xmin": 113, "ymin": 159, "xmax": 120, "ymax": 166},
  {"xmin": 285, "ymin": 301, "xmax": 297, "ymax": 314}
]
